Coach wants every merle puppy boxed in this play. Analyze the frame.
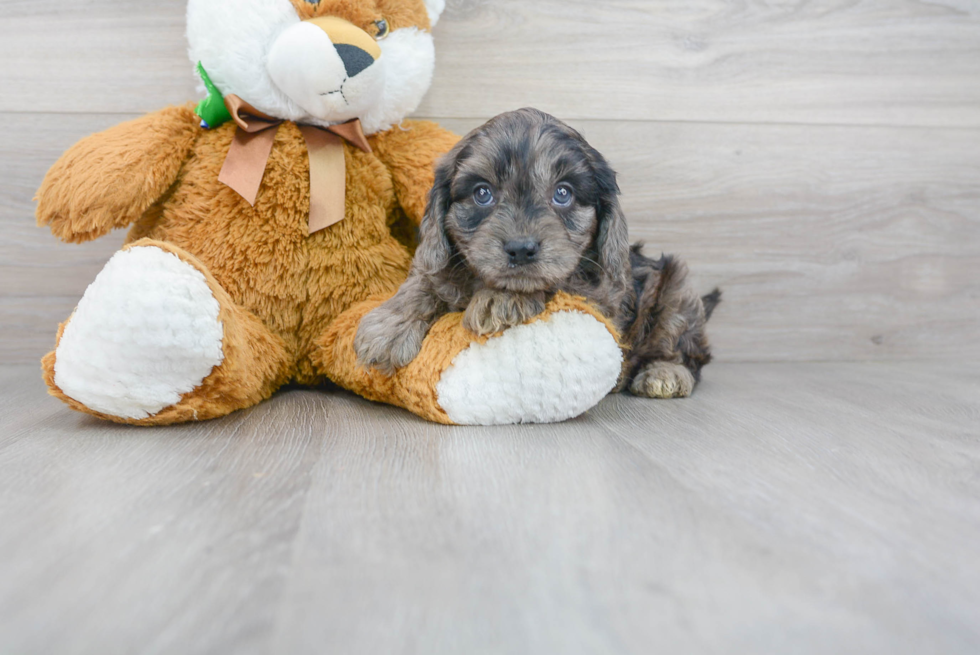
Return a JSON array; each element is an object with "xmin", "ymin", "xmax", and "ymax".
[{"xmin": 355, "ymin": 108, "xmax": 719, "ymax": 398}]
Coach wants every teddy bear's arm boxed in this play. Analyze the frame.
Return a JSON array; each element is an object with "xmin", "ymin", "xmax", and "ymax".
[
  {"xmin": 36, "ymin": 105, "xmax": 201, "ymax": 244},
  {"xmin": 370, "ymin": 120, "xmax": 460, "ymax": 225}
]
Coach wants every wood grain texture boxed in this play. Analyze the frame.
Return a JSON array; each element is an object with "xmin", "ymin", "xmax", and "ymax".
[
  {"xmin": 1, "ymin": 361, "xmax": 978, "ymax": 653},
  {"xmin": 2, "ymin": 2, "xmax": 978, "ymax": 653},
  {"xmin": 421, "ymin": 0, "xmax": 980, "ymax": 128},
  {"xmin": 1, "ymin": 0, "xmax": 979, "ymax": 127},
  {"xmin": 0, "ymin": 370, "xmax": 328, "ymax": 655},
  {"xmin": 4, "ymin": 113, "xmax": 978, "ymax": 364}
]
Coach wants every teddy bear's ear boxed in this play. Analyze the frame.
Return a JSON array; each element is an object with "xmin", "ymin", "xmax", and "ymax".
[{"xmin": 424, "ymin": 0, "xmax": 446, "ymax": 27}]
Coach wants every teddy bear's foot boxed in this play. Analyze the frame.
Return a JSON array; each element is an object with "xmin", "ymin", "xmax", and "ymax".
[
  {"xmin": 435, "ymin": 309, "xmax": 623, "ymax": 425},
  {"xmin": 317, "ymin": 292, "xmax": 623, "ymax": 425},
  {"xmin": 43, "ymin": 240, "xmax": 290, "ymax": 425}
]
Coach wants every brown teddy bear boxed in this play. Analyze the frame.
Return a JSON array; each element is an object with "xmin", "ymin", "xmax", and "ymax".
[{"xmin": 35, "ymin": 0, "xmax": 624, "ymax": 426}]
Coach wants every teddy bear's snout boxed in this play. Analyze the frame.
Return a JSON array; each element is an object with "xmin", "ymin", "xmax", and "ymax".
[{"xmin": 267, "ymin": 16, "xmax": 385, "ymax": 122}]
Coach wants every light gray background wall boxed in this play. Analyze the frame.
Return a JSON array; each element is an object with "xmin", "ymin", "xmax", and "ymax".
[{"xmin": 1, "ymin": 0, "xmax": 978, "ymax": 362}]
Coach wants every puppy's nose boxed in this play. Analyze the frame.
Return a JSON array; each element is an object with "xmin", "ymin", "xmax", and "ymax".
[{"xmin": 504, "ymin": 239, "xmax": 541, "ymax": 266}]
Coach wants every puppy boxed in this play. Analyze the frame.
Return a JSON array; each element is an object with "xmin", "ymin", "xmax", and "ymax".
[{"xmin": 355, "ymin": 108, "xmax": 719, "ymax": 398}]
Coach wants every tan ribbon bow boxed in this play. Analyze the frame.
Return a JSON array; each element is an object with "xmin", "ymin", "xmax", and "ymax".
[{"xmin": 217, "ymin": 95, "xmax": 372, "ymax": 235}]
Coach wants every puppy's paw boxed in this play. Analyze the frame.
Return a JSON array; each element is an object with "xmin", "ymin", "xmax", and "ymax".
[
  {"xmin": 463, "ymin": 289, "xmax": 547, "ymax": 336},
  {"xmin": 354, "ymin": 307, "xmax": 428, "ymax": 374},
  {"xmin": 631, "ymin": 362, "xmax": 695, "ymax": 399}
]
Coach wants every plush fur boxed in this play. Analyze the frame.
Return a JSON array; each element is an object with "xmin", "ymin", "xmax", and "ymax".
[
  {"xmin": 53, "ymin": 245, "xmax": 225, "ymax": 420},
  {"xmin": 43, "ymin": 239, "xmax": 292, "ymax": 426},
  {"xmin": 316, "ymin": 292, "xmax": 622, "ymax": 425},
  {"xmin": 187, "ymin": 0, "xmax": 440, "ymax": 135},
  {"xmin": 35, "ymin": 0, "xmax": 624, "ymax": 425},
  {"xmin": 38, "ymin": 104, "xmax": 458, "ymax": 416}
]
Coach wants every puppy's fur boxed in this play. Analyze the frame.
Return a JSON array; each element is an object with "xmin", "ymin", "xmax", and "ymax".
[{"xmin": 355, "ymin": 108, "xmax": 719, "ymax": 398}]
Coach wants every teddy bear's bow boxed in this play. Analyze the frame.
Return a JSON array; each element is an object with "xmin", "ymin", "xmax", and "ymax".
[{"xmin": 217, "ymin": 95, "xmax": 372, "ymax": 236}]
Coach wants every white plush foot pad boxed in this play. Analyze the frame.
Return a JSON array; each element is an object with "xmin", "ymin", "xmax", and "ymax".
[
  {"xmin": 436, "ymin": 311, "xmax": 623, "ymax": 425},
  {"xmin": 54, "ymin": 246, "xmax": 224, "ymax": 420}
]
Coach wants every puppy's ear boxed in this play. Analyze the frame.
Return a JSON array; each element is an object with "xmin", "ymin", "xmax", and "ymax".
[
  {"xmin": 590, "ymin": 148, "xmax": 631, "ymax": 296},
  {"xmin": 413, "ymin": 149, "xmax": 458, "ymax": 277}
]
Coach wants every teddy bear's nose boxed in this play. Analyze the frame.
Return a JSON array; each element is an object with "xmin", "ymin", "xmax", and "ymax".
[
  {"xmin": 306, "ymin": 16, "xmax": 381, "ymax": 77},
  {"xmin": 335, "ymin": 44, "xmax": 375, "ymax": 78}
]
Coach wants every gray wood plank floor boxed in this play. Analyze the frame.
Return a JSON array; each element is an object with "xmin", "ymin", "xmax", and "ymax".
[{"xmin": 1, "ymin": 361, "xmax": 977, "ymax": 654}]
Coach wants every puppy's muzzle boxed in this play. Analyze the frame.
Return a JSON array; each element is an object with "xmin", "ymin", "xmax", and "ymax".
[{"xmin": 504, "ymin": 239, "xmax": 541, "ymax": 266}]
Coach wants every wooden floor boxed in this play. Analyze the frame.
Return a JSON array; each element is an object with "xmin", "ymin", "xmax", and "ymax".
[{"xmin": 1, "ymin": 361, "xmax": 977, "ymax": 654}]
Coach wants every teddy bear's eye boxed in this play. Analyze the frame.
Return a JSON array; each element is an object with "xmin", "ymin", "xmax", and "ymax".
[{"xmin": 373, "ymin": 19, "xmax": 390, "ymax": 39}]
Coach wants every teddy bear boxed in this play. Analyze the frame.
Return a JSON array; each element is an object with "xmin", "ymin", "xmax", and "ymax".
[{"xmin": 34, "ymin": 0, "xmax": 624, "ymax": 426}]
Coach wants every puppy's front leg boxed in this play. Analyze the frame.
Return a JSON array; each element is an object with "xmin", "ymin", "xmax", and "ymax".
[
  {"xmin": 463, "ymin": 289, "xmax": 547, "ymax": 336},
  {"xmin": 355, "ymin": 278, "xmax": 443, "ymax": 374}
]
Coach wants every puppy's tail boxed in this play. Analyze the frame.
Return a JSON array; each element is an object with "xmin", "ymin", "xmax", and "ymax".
[{"xmin": 701, "ymin": 288, "xmax": 722, "ymax": 321}]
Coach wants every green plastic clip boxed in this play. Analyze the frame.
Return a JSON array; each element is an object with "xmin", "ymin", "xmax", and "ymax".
[{"xmin": 194, "ymin": 62, "xmax": 232, "ymax": 129}]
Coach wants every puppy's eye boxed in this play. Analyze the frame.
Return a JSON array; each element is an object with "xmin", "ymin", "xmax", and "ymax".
[
  {"xmin": 473, "ymin": 185, "xmax": 495, "ymax": 207},
  {"xmin": 373, "ymin": 19, "xmax": 390, "ymax": 39},
  {"xmin": 552, "ymin": 184, "xmax": 574, "ymax": 207}
]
